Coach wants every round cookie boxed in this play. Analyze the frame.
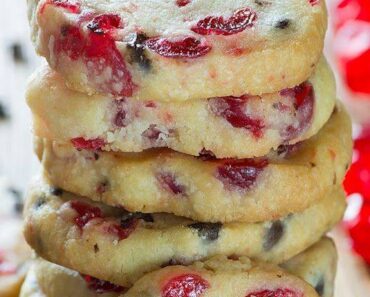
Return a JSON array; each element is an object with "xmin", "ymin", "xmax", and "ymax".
[
  {"xmin": 23, "ymin": 179, "xmax": 345, "ymax": 287},
  {"xmin": 28, "ymin": 0, "xmax": 327, "ymax": 101},
  {"xmin": 36, "ymin": 103, "xmax": 352, "ymax": 223},
  {"xmin": 282, "ymin": 237, "xmax": 337, "ymax": 297},
  {"xmin": 20, "ymin": 238, "xmax": 336, "ymax": 297},
  {"xmin": 27, "ymin": 59, "xmax": 336, "ymax": 159},
  {"xmin": 0, "ymin": 178, "xmax": 32, "ymax": 297}
]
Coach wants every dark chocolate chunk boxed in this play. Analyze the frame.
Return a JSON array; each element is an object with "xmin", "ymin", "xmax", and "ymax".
[
  {"xmin": 127, "ymin": 32, "xmax": 151, "ymax": 71},
  {"xmin": 188, "ymin": 222, "xmax": 222, "ymax": 241},
  {"xmin": 263, "ymin": 220, "xmax": 285, "ymax": 251},
  {"xmin": 50, "ymin": 187, "xmax": 63, "ymax": 196},
  {"xmin": 120, "ymin": 212, "xmax": 154, "ymax": 227},
  {"xmin": 275, "ymin": 19, "xmax": 291, "ymax": 29},
  {"xmin": 314, "ymin": 276, "xmax": 325, "ymax": 296}
]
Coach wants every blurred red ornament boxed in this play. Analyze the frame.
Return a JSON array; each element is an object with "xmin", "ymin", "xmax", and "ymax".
[
  {"xmin": 335, "ymin": 0, "xmax": 370, "ymax": 30},
  {"xmin": 344, "ymin": 127, "xmax": 370, "ymax": 198},
  {"xmin": 334, "ymin": 0, "xmax": 370, "ymax": 95},
  {"xmin": 345, "ymin": 199, "xmax": 370, "ymax": 264}
]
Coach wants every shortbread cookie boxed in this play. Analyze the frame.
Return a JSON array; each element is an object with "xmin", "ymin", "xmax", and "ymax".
[
  {"xmin": 23, "ymin": 180, "xmax": 345, "ymax": 287},
  {"xmin": 20, "ymin": 238, "xmax": 336, "ymax": 297},
  {"xmin": 27, "ymin": 59, "xmax": 335, "ymax": 158},
  {"xmin": 282, "ymin": 237, "xmax": 337, "ymax": 297},
  {"xmin": 0, "ymin": 179, "xmax": 31, "ymax": 297},
  {"xmin": 28, "ymin": 0, "xmax": 327, "ymax": 101},
  {"xmin": 36, "ymin": 104, "xmax": 352, "ymax": 223}
]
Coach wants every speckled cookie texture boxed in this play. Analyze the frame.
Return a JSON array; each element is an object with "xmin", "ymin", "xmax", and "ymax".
[
  {"xmin": 23, "ymin": 177, "xmax": 345, "ymax": 287},
  {"xmin": 27, "ymin": 58, "xmax": 336, "ymax": 159},
  {"xmin": 20, "ymin": 238, "xmax": 336, "ymax": 297},
  {"xmin": 0, "ymin": 178, "xmax": 31, "ymax": 297},
  {"xmin": 28, "ymin": 0, "xmax": 327, "ymax": 101},
  {"xmin": 35, "ymin": 104, "xmax": 352, "ymax": 223}
]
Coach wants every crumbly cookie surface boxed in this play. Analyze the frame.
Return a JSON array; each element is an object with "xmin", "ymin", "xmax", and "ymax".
[
  {"xmin": 36, "ymin": 104, "xmax": 352, "ymax": 223},
  {"xmin": 27, "ymin": 58, "xmax": 335, "ymax": 158},
  {"xmin": 28, "ymin": 0, "xmax": 327, "ymax": 101}
]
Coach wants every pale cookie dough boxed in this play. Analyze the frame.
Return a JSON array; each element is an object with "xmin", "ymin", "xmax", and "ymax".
[
  {"xmin": 23, "ymin": 179, "xmax": 345, "ymax": 287},
  {"xmin": 36, "ymin": 104, "xmax": 352, "ymax": 223},
  {"xmin": 20, "ymin": 238, "xmax": 336, "ymax": 297},
  {"xmin": 28, "ymin": 0, "xmax": 327, "ymax": 101},
  {"xmin": 27, "ymin": 59, "xmax": 335, "ymax": 158}
]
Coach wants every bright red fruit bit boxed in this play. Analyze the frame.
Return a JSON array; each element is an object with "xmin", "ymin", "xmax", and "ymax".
[
  {"xmin": 146, "ymin": 36, "xmax": 212, "ymax": 58},
  {"xmin": 191, "ymin": 7, "xmax": 257, "ymax": 36},
  {"xmin": 71, "ymin": 137, "xmax": 106, "ymax": 151},
  {"xmin": 176, "ymin": 0, "xmax": 191, "ymax": 7},
  {"xmin": 106, "ymin": 220, "xmax": 138, "ymax": 241},
  {"xmin": 209, "ymin": 95, "xmax": 265, "ymax": 138},
  {"xmin": 246, "ymin": 288, "xmax": 302, "ymax": 297},
  {"xmin": 308, "ymin": 0, "xmax": 320, "ymax": 6},
  {"xmin": 346, "ymin": 200, "xmax": 370, "ymax": 264},
  {"xmin": 40, "ymin": 0, "xmax": 81, "ymax": 14},
  {"xmin": 70, "ymin": 200, "xmax": 102, "ymax": 229},
  {"xmin": 217, "ymin": 159, "xmax": 268, "ymax": 191},
  {"xmin": 162, "ymin": 274, "xmax": 210, "ymax": 297},
  {"xmin": 83, "ymin": 275, "xmax": 126, "ymax": 293},
  {"xmin": 156, "ymin": 172, "xmax": 187, "ymax": 196}
]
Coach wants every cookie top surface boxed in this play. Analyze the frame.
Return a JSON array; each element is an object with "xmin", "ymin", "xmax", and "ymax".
[{"xmin": 28, "ymin": 0, "xmax": 327, "ymax": 100}]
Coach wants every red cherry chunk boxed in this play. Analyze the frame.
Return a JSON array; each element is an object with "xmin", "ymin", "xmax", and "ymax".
[
  {"xmin": 71, "ymin": 137, "xmax": 106, "ymax": 151},
  {"xmin": 308, "ymin": 0, "xmax": 320, "ymax": 6},
  {"xmin": 246, "ymin": 288, "xmax": 302, "ymax": 297},
  {"xmin": 217, "ymin": 159, "xmax": 268, "ymax": 191},
  {"xmin": 40, "ymin": 0, "xmax": 81, "ymax": 14},
  {"xmin": 83, "ymin": 275, "xmax": 126, "ymax": 293},
  {"xmin": 209, "ymin": 95, "xmax": 265, "ymax": 138},
  {"xmin": 70, "ymin": 200, "xmax": 102, "ymax": 229},
  {"xmin": 157, "ymin": 172, "xmax": 187, "ymax": 196},
  {"xmin": 191, "ymin": 8, "xmax": 257, "ymax": 36},
  {"xmin": 87, "ymin": 14, "xmax": 122, "ymax": 34},
  {"xmin": 162, "ymin": 274, "xmax": 210, "ymax": 297},
  {"xmin": 106, "ymin": 219, "xmax": 138, "ymax": 241},
  {"xmin": 176, "ymin": 0, "xmax": 191, "ymax": 7},
  {"xmin": 146, "ymin": 36, "xmax": 212, "ymax": 58},
  {"xmin": 279, "ymin": 82, "xmax": 314, "ymax": 141}
]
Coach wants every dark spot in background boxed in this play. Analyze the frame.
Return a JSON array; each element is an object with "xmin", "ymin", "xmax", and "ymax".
[
  {"xmin": 0, "ymin": 102, "xmax": 9, "ymax": 121},
  {"xmin": 9, "ymin": 42, "xmax": 27, "ymax": 63},
  {"xmin": 8, "ymin": 187, "xmax": 23, "ymax": 214}
]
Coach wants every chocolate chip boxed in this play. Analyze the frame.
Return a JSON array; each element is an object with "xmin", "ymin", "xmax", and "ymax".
[
  {"xmin": 0, "ymin": 102, "xmax": 9, "ymax": 120},
  {"xmin": 188, "ymin": 223, "xmax": 222, "ymax": 241},
  {"xmin": 34, "ymin": 196, "xmax": 47, "ymax": 209},
  {"xmin": 9, "ymin": 42, "xmax": 27, "ymax": 63},
  {"xmin": 94, "ymin": 153, "xmax": 100, "ymax": 161},
  {"xmin": 120, "ymin": 212, "xmax": 154, "ymax": 227},
  {"xmin": 197, "ymin": 148, "xmax": 217, "ymax": 161},
  {"xmin": 275, "ymin": 19, "xmax": 290, "ymax": 29},
  {"xmin": 94, "ymin": 243, "xmax": 100, "ymax": 253},
  {"xmin": 127, "ymin": 32, "xmax": 151, "ymax": 71},
  {"xmin": 263, "ymin": 220, "xmax": 285, "ymax": 251},
  {"xmin": 255, "ymin": 0, "xmax": 271, "ymax": 6},
  {"xmin": 97, "ymin": 180, "xmax": 109, "ymax": 194},
  {"xmin": 50, "ymin": 187, "xmax": 63, "ymax": 196},
  {"xmin": 314, "ymin": 277, "xmax": 325, "ymax": 296}
]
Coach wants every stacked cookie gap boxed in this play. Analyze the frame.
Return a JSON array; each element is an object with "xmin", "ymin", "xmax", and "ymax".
[{"xmin": 21, "ymin": 1, "xmax": 352, "ymax": 297}]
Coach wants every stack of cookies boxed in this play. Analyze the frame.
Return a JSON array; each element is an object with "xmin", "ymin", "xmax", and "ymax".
[{"xmin": 21, "ymin": 0, "xmax": 352, "ymax": 296}]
